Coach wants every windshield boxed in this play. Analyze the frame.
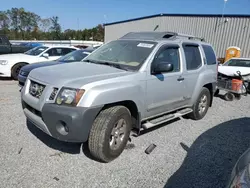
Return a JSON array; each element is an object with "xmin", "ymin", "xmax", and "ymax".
[
  {"xmin": 224, "ymin": 59, "xmax": 250, "ymax": 67},
  {"xmin": 56, "ymin": 50, "xmax": 92, "ymax": 62},
  {"xmin": 24, "ymin": 46, "xmax": 49, "ymax": 56},
  {"xmin": 84, "ymin": 40, "xmax": 157, "ymax": 71}
]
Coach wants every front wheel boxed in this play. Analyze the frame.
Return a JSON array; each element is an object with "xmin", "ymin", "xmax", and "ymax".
[
  {"xmin": 88, "ymin": 106, "xmax": 132, "ymax": 163},
  {"xmin": 188, "ymin": 87, "xmax": 211, "ymax": 120},
  {"xmin": 11, "ymin": 63, "xmax": 27, "ymax": 80}
]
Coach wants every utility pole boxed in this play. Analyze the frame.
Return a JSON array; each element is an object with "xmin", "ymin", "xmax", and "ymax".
[{"xmin": 77, "ymin": 18, "xmax": 79, "ymax": 30}]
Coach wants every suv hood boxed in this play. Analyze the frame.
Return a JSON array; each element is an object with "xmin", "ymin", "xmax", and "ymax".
[
  {"xmin": 21, "ymin": 61, "xmax": 61, "ymax": 73},
  {"xmin": 29, "ymin": 62, "xmax": 134, "ymax": 88}
]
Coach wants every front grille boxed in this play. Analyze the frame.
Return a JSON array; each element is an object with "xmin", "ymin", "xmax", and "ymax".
[
  {"xmin": 22, "ymin": 101, "xmax": 42, "ymax": 118},
  {"xmin": 49, "ymin": 88, "xmax": 58, "ymax": 100},
  {"xmin": 29, "ymin": 80, "xmax": 46, "ymax": 99}
]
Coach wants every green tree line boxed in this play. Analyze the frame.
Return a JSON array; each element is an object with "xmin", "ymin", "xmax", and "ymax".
[{"xmin": 0, "ymin": 7, "xmax": 104, "ymax": 41}]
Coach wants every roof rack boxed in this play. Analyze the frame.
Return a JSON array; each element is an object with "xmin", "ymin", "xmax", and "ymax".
[{"xmin": 119, "ymin": 31, "xmax": 205, "ymax": 42}]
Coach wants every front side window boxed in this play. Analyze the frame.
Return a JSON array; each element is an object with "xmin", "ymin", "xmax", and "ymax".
[
  {"xmin": 152, "ymin": 46, "xmax": 180, "ymax": 72},
  {"xmin": 24, "ymin": 46, "xmax": 49, "ymax": 56},
  {"xmin": 183, "ymin": 44, "xmax": 202, "ymax": 70},
  {"xmin": 46, "ymin": 48, "xmax": 66, "ymax": 56},
  {"xmin": 84, "ymin": 40, "xmax": 157, "ymax": 71}
]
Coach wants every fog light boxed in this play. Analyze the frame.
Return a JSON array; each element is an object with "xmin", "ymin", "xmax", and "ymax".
[{"xmin": 56, "ymin": 121, "xmax": 69, "ymax": 135}]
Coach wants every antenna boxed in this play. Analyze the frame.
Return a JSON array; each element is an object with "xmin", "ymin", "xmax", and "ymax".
[{"xmin": 222, "ymin": 0, "xmax": 228, "ymax": 22}]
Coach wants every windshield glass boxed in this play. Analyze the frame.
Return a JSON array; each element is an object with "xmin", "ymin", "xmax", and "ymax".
[
  {"xmin": 56, "ymin": 50, "xmax": 92, "ymax": 62},
  {"xmin": 224, "ymin": 59, "xmax": 250, "ymax": 67},
  {"xmin": 84, "ymin": 40, "xmax": 157, "ymax": 71},
  {"xmin": 24, "ymin": 46, "xmax": 49, "ymax": 56}
]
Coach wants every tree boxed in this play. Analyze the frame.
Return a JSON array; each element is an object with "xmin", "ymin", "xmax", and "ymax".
[
  {"xmin": 0, "ymin": 8, "xmax": 104, "ymax": 41},
  {"xmin": 50, "ymin": 16, "xmax": 61, "ymax": 40},
  {"xmin": 0, "ymin": 11, "xmax": 10, "ymax": 34}
]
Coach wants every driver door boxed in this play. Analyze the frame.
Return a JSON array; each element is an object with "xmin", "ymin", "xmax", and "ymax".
[{"xmin": 145, "ymin": 44, "xmax": 188, "ymax": 117}]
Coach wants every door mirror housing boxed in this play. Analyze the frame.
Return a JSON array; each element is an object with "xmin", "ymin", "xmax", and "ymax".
[
  {"xmin": 42, "ymin": 53, "xmax": 49, "ymax": 58},
  {"xmin": 153, "ymin": 62, "xmax": 174, "ymax": 74}
]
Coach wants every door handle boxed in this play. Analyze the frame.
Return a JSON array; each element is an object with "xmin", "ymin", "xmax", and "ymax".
[{"xmin": 177, "ymin": 77, "xmax": 185, "ymax": 81}]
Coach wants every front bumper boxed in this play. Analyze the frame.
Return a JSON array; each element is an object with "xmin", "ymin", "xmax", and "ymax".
[
  {"xmin": 18, "ymin": 74, "xmax": 27, "ymax": 87},
  {"xmin": 22, "ymin": 100, "xmax": 103, "ymax": 143},
  {"xmin": 0, "ymin": 65, "xmax": 11, "ymax": 77}
]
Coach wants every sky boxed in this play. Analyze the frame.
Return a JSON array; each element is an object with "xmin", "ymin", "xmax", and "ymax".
[{"xmin": 1, "ymin": 0, "xmax": 250, "ymax": 30}]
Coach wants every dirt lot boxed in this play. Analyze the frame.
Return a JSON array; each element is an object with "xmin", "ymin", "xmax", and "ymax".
[{"xmin": 0, "ymin": 80, "xmax": 250, "ymax": 188}]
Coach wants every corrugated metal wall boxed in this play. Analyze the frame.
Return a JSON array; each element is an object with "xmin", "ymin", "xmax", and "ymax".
[{"xmin": 104, "ymin": 16, "xmax": 250, "ymax": 58}]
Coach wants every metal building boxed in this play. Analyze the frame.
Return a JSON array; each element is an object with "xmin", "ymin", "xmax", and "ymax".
[{"xmin": 104, "ymin": 14, "xmax": 250, "ymax": 58}]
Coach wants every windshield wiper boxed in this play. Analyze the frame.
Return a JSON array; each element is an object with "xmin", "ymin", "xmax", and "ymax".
[{"xmin": 84, "ymin": 59, "xmax": 129, "ymax": 71}]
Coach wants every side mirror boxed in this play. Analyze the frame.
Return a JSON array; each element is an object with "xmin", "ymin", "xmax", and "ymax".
[
  {"xmin": 153, "ymin": 62, "xmax": 174, "ymax": 74},
  {"xmin": 42, "ymin": 53, "xmax": 49, "ymax": 58}
]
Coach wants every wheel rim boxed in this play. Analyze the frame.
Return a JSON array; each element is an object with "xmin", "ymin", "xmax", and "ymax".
[
  {"xmin": 110, "ymin": 118, "xmax": 126, "ymax": 150},
  {"xmin": 198, "ymin": 94, "xmax": 207, "ymax": 114}
]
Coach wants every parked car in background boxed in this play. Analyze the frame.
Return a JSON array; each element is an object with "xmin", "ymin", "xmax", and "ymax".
[
  {"xmin": 19, "ymin": 42, "xmax": 43, "ymax": 48},
  {"xmin": 21, "ymin": 31, "xmax": 218, "ymax": 162},
  {"xmin": 18, "ymin": 49, "xmax": 94, "ymax": 87},
  {"xmin": 227, "ymin": 147, "xmax": 250, "ymax": 187},
  {"xmin": 0, "ymin": 45, "xmax": 78, "ymax": 80},
  {"xmin": 0, "ymin": 34, "xmax": 34, "ymax": 55},
  {"xmin": 222, "ymin": 57, "xmax": 250, "ymax": 67}
]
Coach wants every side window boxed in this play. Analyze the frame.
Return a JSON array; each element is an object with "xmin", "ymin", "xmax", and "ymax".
[
  {"xmin": 46, "ymin": 48, "xmax": 64, "ymax": 56},
  {"xmin": 183, "ymin": 45, "xmax": 202, "ymax": 70},
  {"xmin": 62, "ymin": 48, "xmax": 76, "ymax": 55},
  {"xmin": 153, "ymin": 46, "xmax": 180, "ymax": 72},
  {"xmin": 202, "ymin": 45, "xmax": 217, "ymax": 65}
]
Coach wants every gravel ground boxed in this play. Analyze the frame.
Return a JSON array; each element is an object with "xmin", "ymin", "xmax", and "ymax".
[{"xmin": 0, "ymin": 80, "xmax": 250, "ymax": 188}]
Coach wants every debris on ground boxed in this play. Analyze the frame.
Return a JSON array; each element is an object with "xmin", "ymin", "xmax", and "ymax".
[
  {"xmin": 145, "ymin": 144, "xmax": 157, "ymax": 154},
  {"xmin": 49, "ymin": 152, "xmax": 63, "ymax": 158},
  {"xmin": 53, "ymin": 177, "xmax": 59, "ymax": 181},
  {"xmin": 18, "ymin": 147, "xmax": 23, "ymax": 154}
]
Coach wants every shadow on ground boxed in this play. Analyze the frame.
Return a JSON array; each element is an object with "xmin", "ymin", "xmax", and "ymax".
[
  {"xmin": 0, "ymin": 77, "xmax": 13, "ymax": 81},
  {"xmin": 164, "ymin": 117, "xmax": 250, "ymax": 188},
  {"xmin": 27, "ymin": 120, "xmax": 82, "ymax": 154}
]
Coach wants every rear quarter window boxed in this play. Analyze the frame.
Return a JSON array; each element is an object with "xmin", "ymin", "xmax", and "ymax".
[{"xmin": 202, "ymin": 45, "xmax": 217, "ymax": 65}]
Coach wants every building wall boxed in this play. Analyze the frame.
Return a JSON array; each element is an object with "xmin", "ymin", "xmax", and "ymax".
[{"xmin": 104, "ymin": 15, "xmax": 250, "ymax": 58}]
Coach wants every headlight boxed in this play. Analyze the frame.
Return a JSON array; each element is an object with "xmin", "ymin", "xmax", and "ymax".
[
  {"xmin": 229, "ymin": 164, "xmax": 250, "ymax": 188},
  {"xmin": 0, "ymin": 60, "xmax": 8, "ymax": 65},
  {"xmin": 55, "ymin": 87, "xmax": 85, "ymax": 106}
]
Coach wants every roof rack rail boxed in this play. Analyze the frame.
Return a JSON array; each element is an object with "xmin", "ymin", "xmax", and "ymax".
[
  {"xmin": 174, "ymin": 33, "xmax": 205, "ymax": 41},
  {"xmin": 119, "ymin": 31, "xmax": 205, "ymax": 42}
]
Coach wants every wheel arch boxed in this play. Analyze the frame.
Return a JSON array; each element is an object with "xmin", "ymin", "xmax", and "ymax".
[
  {"xmin": 101, "ymin": 100, "xmax": 141, "ymax": 129},
  {"xmin": 203, "ymin": 83, "xmax": 214, "ymax": 107}
]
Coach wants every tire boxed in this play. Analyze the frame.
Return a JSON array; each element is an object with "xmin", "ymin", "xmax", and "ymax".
[
  {"xmin": 234, "ymin": 93, "xmax": 241, "ymax": 100},
  {"xmin": 88, "ymin": 106, "xmax": 132, "ymax": 163},
  {"xmin": 11, "ymin": 63, "xmax": 27, "ymax": 80},
  {"xmin": 188, "ymin": 87, "xmax": 211, "ymax": 120},
  {"xmin": 224, "ymin": 92, "xmax": 235, "ymax": 101}
]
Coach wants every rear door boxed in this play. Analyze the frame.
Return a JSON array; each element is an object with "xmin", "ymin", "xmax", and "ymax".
[{"xmin": 181, "ymin": 43, "xmax": 205, "ymax": 102}]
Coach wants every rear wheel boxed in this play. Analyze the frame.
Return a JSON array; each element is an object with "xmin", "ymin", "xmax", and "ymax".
[
  {"xmin": 11, "ymin": 63, "xmax": 27, "ymax": 80},
  {"xmin": 88, "ymin": 106, "xmax": 132, "ymax": 163},
  {"xmin": 224, "ymin": 92, "xmax": 235, "ymax": 101},
  {"xmin": 188, "ymin": 87, "xmax": 211, "ymax": 120}
]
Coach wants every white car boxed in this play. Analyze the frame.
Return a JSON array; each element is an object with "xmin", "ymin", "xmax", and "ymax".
[{"xmin": 0, "ymin": 45, "xmax": 78, "ymax": 80}]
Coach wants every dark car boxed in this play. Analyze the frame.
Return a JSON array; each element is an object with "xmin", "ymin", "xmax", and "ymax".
[
  {"xmin": 18, "ymin": 49, "xmax": 94, "ymax": 87},
  {"xmin": 0, "ymin": 35, "xmax": 34, "ymax": 55},
  {"xmin": 227, "ymin": 147, "xmax": 250, "ymax": 187}
]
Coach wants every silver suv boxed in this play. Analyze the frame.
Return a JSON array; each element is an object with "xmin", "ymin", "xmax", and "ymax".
[{"xmin": 21, "ymin": 32, "xmax": 218, "ymax": 162}]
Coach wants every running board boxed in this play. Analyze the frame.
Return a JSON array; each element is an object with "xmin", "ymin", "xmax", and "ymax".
[{"xmin": 142, "ymin": 108, "xmax": 193, "ymax": 129}]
